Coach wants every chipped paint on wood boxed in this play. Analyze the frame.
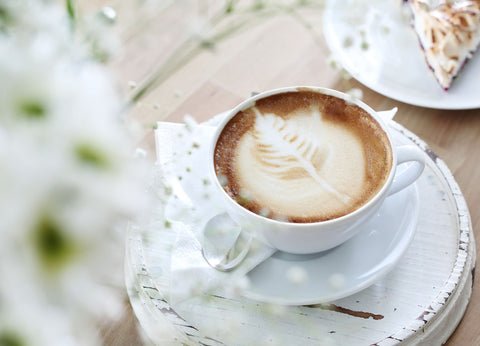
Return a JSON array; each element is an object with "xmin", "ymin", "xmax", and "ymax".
[{"xmin": 306, "ymin": 304, "xmax": 385, "ymax": 320}]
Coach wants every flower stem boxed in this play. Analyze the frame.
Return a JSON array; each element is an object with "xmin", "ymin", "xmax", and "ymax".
[
  {"xmin": 66, "ymin": 0, "xmax": 75, "ymax": 25},
  {"xmin": 126, "ymin": 1, "xmax": 321, "ymax": 106}
]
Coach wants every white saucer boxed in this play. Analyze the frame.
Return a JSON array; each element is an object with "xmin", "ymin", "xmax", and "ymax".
[
  {"xmin": 156, "ymin": 120, "xmax": 420, "ymax": 305},
  {"xmin": 244, "ymin": 183, "xmax": 419, "ymax": 305},
  {"xmin": 323, "ymin": 0, "xmax": 480, "ymax": 110}
]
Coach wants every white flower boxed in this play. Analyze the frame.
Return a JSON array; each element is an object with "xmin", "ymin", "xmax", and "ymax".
[
  {"xmin": 184, "ymin": 114, "xmax": 198, "ymax": 131},
  {"xmin": 0, "ymin": 0, "xmax": 70, "ymax": 42},
  {"xmin": 77, "ymin": 9, "xmax": 121, "ymax": 63},
  {"xmin": 286, "ymin": 266, "xmax": 308, "ymax": 284},
  {"xmin": 346, "ymin": 88, "xmax": 364, "ymax": 101},
  {"xmin": 224, "ymin": 276, "xmax": 251, "ymax": 297},
  {"xmin": 326, "ymin": 53, "xmax": 340, "ymax": 70},
  {"xmin": 189, "ymin": 17, "xmax": 213, "ymax": 46},
  {"xmin": 328, "ymin": 273, "xmax": 346, "ymax": 290},
  {"xmin": 264, "ymin": 303, "xmax": 287, "ymax": 317},
  {"xmin": 0, "ymin": 301, "xmax": 77, "ymax": 346},
  {"xmin": 0, "ymin": 256, "xmax": 101, "ymax": 346},
  {"xmin": 0, "ymin": 1, "xmax": 150, "ymax": 344}
]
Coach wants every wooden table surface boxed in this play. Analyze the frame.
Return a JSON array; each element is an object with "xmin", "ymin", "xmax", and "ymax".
[{"xmin": 99, "ymin": 2, "xmax": 479, "ymax": 345}]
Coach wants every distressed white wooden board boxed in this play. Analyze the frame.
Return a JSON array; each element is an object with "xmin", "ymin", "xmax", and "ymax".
[{"xmin": 125, "ymin": 119, "xmax": 475, "ymax": 346}]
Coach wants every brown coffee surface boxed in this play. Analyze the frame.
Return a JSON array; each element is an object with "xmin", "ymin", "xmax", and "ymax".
[{"xmin": 214, "ymin": 91, "xmax": 393, "ymax": 223}]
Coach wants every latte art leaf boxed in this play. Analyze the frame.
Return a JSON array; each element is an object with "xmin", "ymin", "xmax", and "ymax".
[{"xmin": 252, "ymin": 107, "xmax": 351, "ymax": 205}]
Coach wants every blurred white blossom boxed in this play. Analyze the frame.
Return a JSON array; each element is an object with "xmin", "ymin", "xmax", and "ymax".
[
  {"xmin": 0, "ymin": 0, "xmax": 70, "ymax": 41},
  {"xmin": 79, "ymin": 8, "xmax": 121, "ymax": 62},
  {"xmin": 286, "ymin": 266, "xmax": 308, "ymax": 284},
  {"xmin": 225, "ymin": 276, "xmax": 251, "ymax": 297},
  {"xmin": 346, "ymin": 87, "xmax": 363, "ymax": 101},
  {"xmin": 328, "ymin": 273, "xmax": 346, "ymax": 290},
  {"xmin": 0, "ymin": 0, "xmax": 149, "ymax": 345}
]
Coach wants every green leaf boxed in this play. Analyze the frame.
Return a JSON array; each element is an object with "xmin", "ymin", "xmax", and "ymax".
[
  {"xmin": 252, "ymin": 0, "xmax": 265, "ymax": 11},
  {"xmin": 0, "ymin": 332, "xmax": 24, "ymax": 346},
  {"xmin": 31, "ymin": 214, "xmax": 76, "ymax": 273},
  {"xmin": 66, "ymin": 0, "xmax": 75, "ymax": 24},
  {"xmin": 75, "ymin": 144, "xmax": 109, "ymax": 169},
  {"xmin": 225, "ymin": 0, "xmax": 235, "ymax": 13},
  {"xmin": 19, "ymin": 100, "xmax": 46, "ymax": 119},
  {"xmin": 0, "ymin": 5, "xmax": 12, "ymax": 31}
]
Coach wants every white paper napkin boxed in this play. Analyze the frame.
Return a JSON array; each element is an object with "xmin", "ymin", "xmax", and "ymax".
[{"xmin": 154, "ymin": 121, "xmax": 275, "ymax": 306}]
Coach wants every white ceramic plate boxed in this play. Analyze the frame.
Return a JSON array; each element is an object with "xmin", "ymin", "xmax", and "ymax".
[{"xmin": 323, "ymin": 0, "xmax": 480, "ymax": 110}]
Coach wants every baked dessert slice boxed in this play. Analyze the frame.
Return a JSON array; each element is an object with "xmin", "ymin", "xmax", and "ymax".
[{"xmin": 406, "ymin": 0, "xmax": 480, "ymax": 89}]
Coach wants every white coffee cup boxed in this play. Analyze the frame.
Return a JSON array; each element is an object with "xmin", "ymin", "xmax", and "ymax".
[{"xmin": 208, "ymin": 86, "xmax": 425, "ymax": 254}]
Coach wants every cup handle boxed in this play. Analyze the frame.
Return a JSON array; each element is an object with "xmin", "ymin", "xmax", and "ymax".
[
  {"xmin": 201, "ymin": 213, "xmax": 253, "ymax": 272},
  {"xmin": 387, "ymin": 145, "xmax": 425, "ymax": 196}
]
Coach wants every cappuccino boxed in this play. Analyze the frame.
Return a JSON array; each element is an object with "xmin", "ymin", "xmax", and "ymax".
[{"xmin": 214, "ymin": 91, "xmax": 392, "ymax": 223}]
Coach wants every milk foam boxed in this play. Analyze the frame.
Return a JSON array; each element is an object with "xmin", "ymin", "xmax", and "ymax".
[{"xmin": 234, "ymin": 106, "xmax": 366, "ymax": 220}]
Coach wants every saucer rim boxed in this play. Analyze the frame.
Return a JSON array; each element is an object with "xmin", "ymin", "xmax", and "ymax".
[{"xmin": 241, "ymin": 184, "xmax": 420, "ymax": 306}]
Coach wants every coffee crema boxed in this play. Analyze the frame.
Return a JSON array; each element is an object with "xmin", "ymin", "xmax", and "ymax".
[{"xmin": 214, "ymin": 91, "xmax": 393, "ymax": 223}]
